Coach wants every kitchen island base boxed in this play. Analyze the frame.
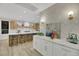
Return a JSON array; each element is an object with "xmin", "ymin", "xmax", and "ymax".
[{"xmin": 9, "ymin": 34, "xmax": 33, "ymax": 47}]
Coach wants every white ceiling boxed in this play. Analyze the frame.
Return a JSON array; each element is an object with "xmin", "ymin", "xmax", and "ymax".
[
  {"xmin": 0, "ymin": 3, "xmax": 55, "ymax": 22},
  {"xmin": 31, "ymin": 3, "xmax": 55, "ymax": 13},
  {"xmin": 16, "ymin": 3, "xmax": 55, "ymax": 13}
]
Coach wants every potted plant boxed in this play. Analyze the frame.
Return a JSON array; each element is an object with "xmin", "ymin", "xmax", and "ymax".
[{"xmin": 37, "ymin": 32, "xmax": 44, "ymax": 36}]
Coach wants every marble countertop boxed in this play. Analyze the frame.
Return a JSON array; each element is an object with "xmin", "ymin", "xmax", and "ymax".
[
  {"xmin": 46, "ymin": 37, "xmax": 79, "ymax": 51},
  {"xmin": 9, "ymin": 31, "xmax": 39, "ymax": 35}
]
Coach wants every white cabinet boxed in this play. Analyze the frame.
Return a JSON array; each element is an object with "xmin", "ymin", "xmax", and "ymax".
[
  {"xmin": 33, "ymin": 35, "xmax": 79, "ymax": 56},
  {"xmin": 51, "ymin": 43, "xmax": 79, "ymax": 56},
  {"xmin": 45, "ymin": 40, "xmax": 54, "ymax": 56},
  {"xmin": 33, "ymin": 36, "xmax": 47, "ymax": 55},
  {"xmin": 0, "ymin": 21, "xmax": 1, "ymax": 34},
  {"xmin": 40, "ymin": 38, "xmax": 46, "ymax": 55},
  {"xmin": 33, "ymin": 36, "xmax": 54, "ymax": 55},
  {"xmin": 33, "ymin": 36, "xmax": 41, "ymax": 51},
  {"xmin": 52, "ymin": 43, "xmax": 70, "ymax": 56},
  {"xmin": 59, "ymin": 45, "xmax": 79, "ymax": 56}
]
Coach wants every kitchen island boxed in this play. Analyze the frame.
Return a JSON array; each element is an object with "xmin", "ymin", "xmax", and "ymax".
[
  {"xmin": 33, "ymin": 35, "xmax": 79, "ymax": 56},
  {"xmin": 9, "ymin": 32, "xmax": 38, "ymax": 47}
]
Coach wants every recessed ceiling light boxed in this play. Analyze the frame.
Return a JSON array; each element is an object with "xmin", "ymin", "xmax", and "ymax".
[
  {"xmin": 16, "ymin": 16, "xmax": 22, "ymax": 19},
  {"xmin": 24, "ymin": 11, "xmax": 26, "ymax": 13},
  {"xmin": 40, "ymin": 15, "xmax": 46, "ymax": 23},
  {"xmin": 24, "ymin": 22, "xmax": 30, "ymax": 27},
  {"xmin": 19, "ymin": 16, "xmax": 22, "ymax": 18}
]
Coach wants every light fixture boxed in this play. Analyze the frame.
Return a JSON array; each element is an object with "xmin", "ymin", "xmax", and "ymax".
[
  {"xmin": 17, "ymin": 22, "xmax": 22, "ymax": 26},
  {"xmin": 40, "ymin": 15, "xmax": 46, "ymax": 23},
  {"xmin": 19, "ymin": 16, "xmax": 22, "ymax": 18},
  {"xmin": 24, "ymin": 11, "xmax": 26, "ymax": 13},
  {"xmin": 40, "ymin": 19, "xmax": 46, "ymax": 23},
  {"xmin": 68, "ymin": 11, "xmax": 74, "ymax": 20},
  {"xmin": 24, "ymin": 22, "xmax": 30, "ymax": 27}
]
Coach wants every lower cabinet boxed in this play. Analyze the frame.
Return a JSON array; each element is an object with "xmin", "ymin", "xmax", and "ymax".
[
  {"xmin": 33, "ymin": 36, "xmax": 40, "ymax": 50},
  {"xmin": 40, "ymin": 38, "xmax": 47, "ymax": 55},
  {"xmin": 9, "ymin": 34, "xmax": 33, "ymax": 47},
  {"xmin": 33, "ymin": 36, "xmax": 46, "ymax": 55},
  {"xmin": 9, "ymin": 35, "xmax": 18, "ymax": 46},
  {"xmin": 33, "ymin": 35, "xmax": 79, "ymax": 56},
  {"xmin": 45, "ymin": 40, "xmax": 54, "ymax": 56},
  {"xmin": 52, "ymin": 43, "xmax": 79, "ymax": 56},
  {"xmin": 33, "ymin": 36, "xmax": 53, "ymax": 55}
]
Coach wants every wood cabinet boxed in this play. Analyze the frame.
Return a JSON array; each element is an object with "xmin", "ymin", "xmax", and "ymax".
[
  {"xmin": 33, "ymin": 35, "xmax": 79, "ymax": 56},
  {"xmin": 19, "ymin": 35, "xmax": 25, "ymax": 44},
  {"xmin": 10, "ymin": 20, "xmax": 18, "ymax": 29},
  {"xmin": 32, "ymin": 23, "xmax": 39, "ymax": 31},
  {"xmin": 9, "ymin": 35, "xmax": 18, "ymax": 46},
  {"xmin": 9, "ymin": 34, "xmax": 33, "ymax": 47},
  {"xmin": 28, "ymin": 34, "xmax": 33, "ymax": 41}
]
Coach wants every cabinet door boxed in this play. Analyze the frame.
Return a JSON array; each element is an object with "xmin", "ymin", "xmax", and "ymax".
[
  {"xmin": 39, "ymin": 38, "xmax": 46, "ymax": 55},
  {"xmin": 33, "ymin": 36, "xmax": 39, "ymax": 49},
  {"xmin": 45, "ymin": 40, "xmax": 53, "ymax": 56},
  {"xmin": 45, "ymin": 41, "xmax": 65, "ymax": 56},
  {"xmin": 33, "ymin": 36, "xmax": 47, "ymax": 55},
  {"xmin": 60, "ymin": 46, "xmax": 79, "ymax": 56},
  {"xmin": 10, "ymin": 20, "xmax": 17, "ymax": 29},
  {"xmin": 33, "ymin": 36, "xmax": 42, "ymax": 51},
  {"xmin": 52, "ymin": 43, "xmax": 79, "ymax": 56},
  {"xmin": 52, "ymin": 43, "xmax": 67, "ymax": 56}
]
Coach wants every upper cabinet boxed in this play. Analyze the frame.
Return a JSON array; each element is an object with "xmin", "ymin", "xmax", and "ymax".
[
  {"xmin": 10, "ymin": 20, "xmax": 40, "ymax": 31},
  {"xmin": 10, "ymin": 20, "xmax": 18, "ymax": 29},
  {"xmin": 32, "ymin": 23, "xmax": 39, "ymax": 31}
]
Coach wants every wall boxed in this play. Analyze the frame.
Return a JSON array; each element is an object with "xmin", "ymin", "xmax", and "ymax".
[
  {"xmin": 0, "ymin": 19, "xmax": 1, "ymax": 34},
  {"xmin": 61, "ymin": 21, "xmax": 79, "ymax": 40},
  {"xmin": 40, "ymin": 3, "xmax": 79, "ymax": 40}
]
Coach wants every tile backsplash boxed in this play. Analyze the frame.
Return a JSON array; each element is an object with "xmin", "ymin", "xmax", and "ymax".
[{"xmin": 46, "ymin": 23, "xmax": 61, "ymax": 38}]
